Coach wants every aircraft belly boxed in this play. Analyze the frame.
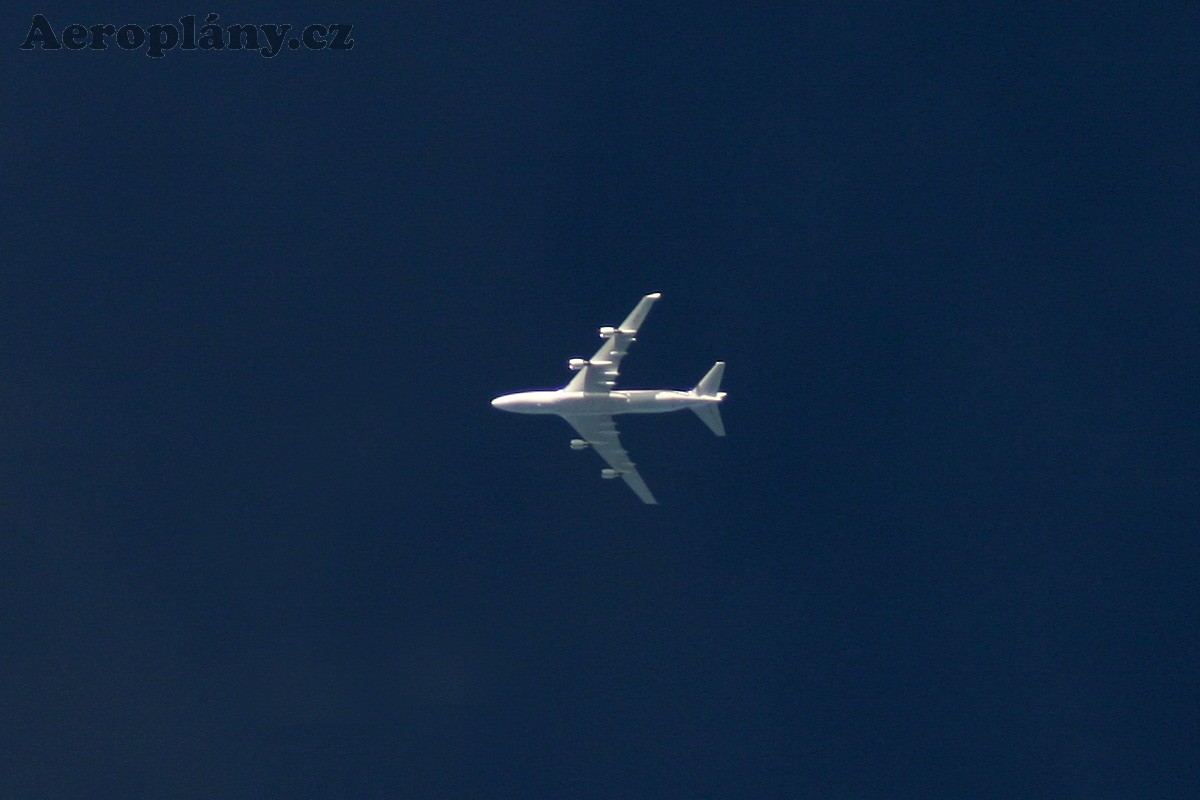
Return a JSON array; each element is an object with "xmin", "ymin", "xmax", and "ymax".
[
  {"xmin": 556, "ymin": 394, "xmax": 629, "ymax": 415},
  {"xmin": 623, "ymin": 391, "xmax": 693, "ymax": 413}
]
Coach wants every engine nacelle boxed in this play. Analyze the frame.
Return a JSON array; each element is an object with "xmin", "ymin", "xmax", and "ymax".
[
  {"xmin": 567, "ymin": 358, "xmax": 588, "ymax": 371},
  {"xmin": 598, "ymin": 326, "xmax": 617, "ymax": 339},
  {"xmin": 601, "ymin": 468, "xmax": 621, "ymax": 479},
  {"xmin": 569, "ymin": 439, "xmax": 589, "ymax": 450}
]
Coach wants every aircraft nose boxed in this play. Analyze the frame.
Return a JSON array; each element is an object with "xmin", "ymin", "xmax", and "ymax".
[{"xmin": 491, "ymin": 396, "xmax": 509, "ymax": 409}]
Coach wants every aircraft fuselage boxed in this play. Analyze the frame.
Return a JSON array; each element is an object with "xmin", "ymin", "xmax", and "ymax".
[{"xmin": 491, "ymin": 389, "xmax": 718, "ymax": 416}]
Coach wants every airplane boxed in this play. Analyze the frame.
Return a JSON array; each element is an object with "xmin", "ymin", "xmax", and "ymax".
[{"xmin": 490, "ymin": 292, "xmax": 726, "ymax": 504}]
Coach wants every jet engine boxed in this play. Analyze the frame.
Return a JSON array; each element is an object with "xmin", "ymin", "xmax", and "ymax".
[
  {"xmin": 569, "ymin": 439, "xmax": 589, "ymax": 450},
  {"xmin": 601, "ymin": 468, "xmax": 621, "ymax": 479},
  {"xmin": 568, "ymin": 358, "xmax": 588, "ymax": 371},
  {"xmin": 598, "ymin": 326, "xmax": 617, "ymax": 339}
]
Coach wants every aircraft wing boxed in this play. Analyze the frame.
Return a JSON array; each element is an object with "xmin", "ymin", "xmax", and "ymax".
[
  {"xmin": 561, "ymin": 414, "xmax": 659, "ymax": 505},
  {"xmin": 564, "ymin": 293, "xmax": 661, "ymax": 393}
]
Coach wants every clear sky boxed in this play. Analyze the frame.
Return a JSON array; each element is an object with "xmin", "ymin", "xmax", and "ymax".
[{"xmin": 4, "ymin": 3, "xmax": 1197, "ymax": 797}]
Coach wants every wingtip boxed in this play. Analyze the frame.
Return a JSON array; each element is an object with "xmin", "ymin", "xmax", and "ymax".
[{"xmin": 646, "ymin": 292, "xmax": 662, "ymax": 300}]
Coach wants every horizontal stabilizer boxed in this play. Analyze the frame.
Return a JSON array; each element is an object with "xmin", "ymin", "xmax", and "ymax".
[
  {"xmin": 692, "ymin": 403, "xmax": 725, "ymax": 436},
  {"xmin": 694, "ymin": 361, "xmax": 725, "ymax": 397},
  {"xmin": 692, "ymin": 361, "xmax": 726, "ymax": 436}
]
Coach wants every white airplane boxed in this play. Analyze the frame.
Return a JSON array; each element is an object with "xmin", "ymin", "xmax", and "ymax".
[{"xmin": 491, "ymin": 292, "xmax": 726, "ymax": 504}]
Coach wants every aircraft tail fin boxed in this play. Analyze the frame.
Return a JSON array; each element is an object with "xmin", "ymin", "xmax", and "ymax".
[{"xmin": 691, "ymin": 362, "xmax": 726, "ymax": 436}]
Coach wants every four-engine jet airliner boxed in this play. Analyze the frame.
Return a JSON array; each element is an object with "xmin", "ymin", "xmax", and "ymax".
[{"xmin": 491, "ymin": 292, "xmax": 726, "ymax": 504}]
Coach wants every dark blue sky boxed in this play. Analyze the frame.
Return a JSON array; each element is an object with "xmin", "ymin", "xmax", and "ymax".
[{"xmin": 4, "ymin": 3, "xmax": 1197, "ymax": 797}]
